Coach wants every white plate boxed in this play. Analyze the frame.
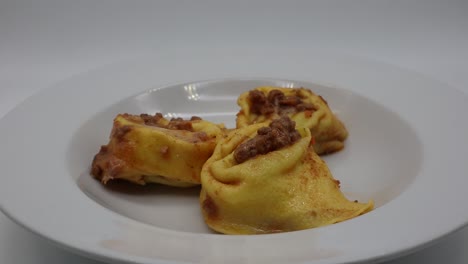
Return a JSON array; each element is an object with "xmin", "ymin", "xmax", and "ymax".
[{"xmin": 1, "ymin": 50, "xmax": 468, "ymax": 264}]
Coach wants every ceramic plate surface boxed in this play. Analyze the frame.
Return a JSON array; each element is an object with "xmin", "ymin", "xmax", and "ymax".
[{"xmin": 1, "ymin": 49, "xmax": 467, "ymax": 264}]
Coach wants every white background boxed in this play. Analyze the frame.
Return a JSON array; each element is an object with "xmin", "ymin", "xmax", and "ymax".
[{"xmin": 1, "ymin": 0, "xmax": 467, "ymax": 263}]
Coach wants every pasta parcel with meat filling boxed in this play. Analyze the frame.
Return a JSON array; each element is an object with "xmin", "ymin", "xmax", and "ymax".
[
  {"xmin": 91, "ymin": 113, "xmax": 226, "ymax": 187},
  {"xmin": 200, "ymin": 116, "xmax": 373, "ymax": 234},
  {"xmin": 236, "ymin": 87, "xmax": 348, "ymax": 154}
]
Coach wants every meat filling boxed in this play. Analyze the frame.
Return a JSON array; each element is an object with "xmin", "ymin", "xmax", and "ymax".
[
  {"xmin": 139, "ymin": 113, "xmax": 202, "ymax": 131},
  {"xmin": 166, "ymin": 117, "xmax": 194, "ymax": 131},
  {"xmin": 140, "ymin": 113, "xmax": 164, "ymax": 126},
  {"xmin": 234, "ymin": 116, "xmax": 301, "ymax": 164},
  {"xmin": 248, "ymin": 89, "xmax": 316, "ymax": 116}
]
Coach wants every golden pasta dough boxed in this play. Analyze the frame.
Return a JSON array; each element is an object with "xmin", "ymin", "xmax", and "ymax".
[
  {"xmin": 200, "ymin": 117, "xmax": 372, "ymax": 234},
  {"xmin": 91, "ymin": 113, "xmax": 226, "ymax": 187},
  {"xmin": 236, "ymin": 87, "xmax": 348, "ymax": 154}
]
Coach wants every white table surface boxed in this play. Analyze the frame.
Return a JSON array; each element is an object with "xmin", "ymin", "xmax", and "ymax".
[{"xmin": 1, "ymin": 0, "xmax": 467, "ymax": 263}]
